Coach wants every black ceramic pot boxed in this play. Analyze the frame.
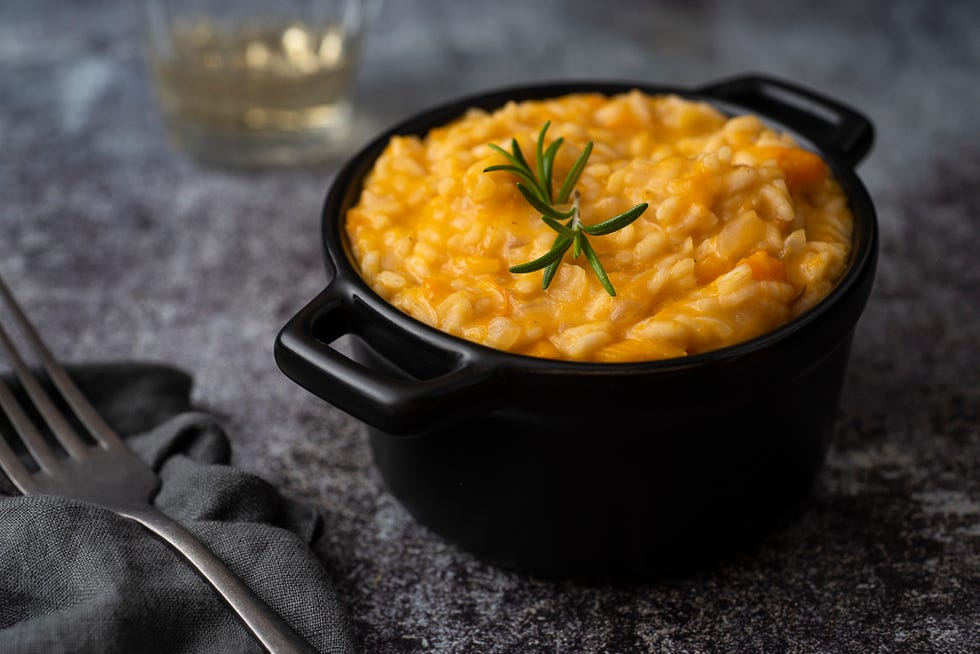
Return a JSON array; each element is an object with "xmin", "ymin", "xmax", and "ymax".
[{"xmin": 275, "ymin": 74, "xmax": 879, "ymax": 579}]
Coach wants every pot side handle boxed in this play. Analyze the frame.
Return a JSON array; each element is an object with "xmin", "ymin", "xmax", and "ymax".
[
  {"xmin": 698, "ymin": 74, "xmax": 874, "ymax": 166},
  {"xmin": 274, "ymin": 285, "xmax": 496, "ymax": 435}
]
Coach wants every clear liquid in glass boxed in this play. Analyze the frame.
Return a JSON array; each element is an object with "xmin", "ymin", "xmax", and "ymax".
[{"xmin": 151, "ymin": 20, "xmax": 359, "ymax": 165}]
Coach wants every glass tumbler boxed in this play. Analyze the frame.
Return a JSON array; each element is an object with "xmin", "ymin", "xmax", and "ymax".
[{"xmin": 141, "ymin": 0, "xmax": 379, "ymax": 166}]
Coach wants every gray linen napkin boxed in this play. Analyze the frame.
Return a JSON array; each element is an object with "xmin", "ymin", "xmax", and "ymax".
[{"xmin": 0, "ymin": 363, "xmax": 355, "ymax": 654}]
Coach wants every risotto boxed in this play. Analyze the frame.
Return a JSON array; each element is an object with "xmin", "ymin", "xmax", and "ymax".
[{"xmin": 344, "ymin": 91, "xmax": 853, "ymax": 362}]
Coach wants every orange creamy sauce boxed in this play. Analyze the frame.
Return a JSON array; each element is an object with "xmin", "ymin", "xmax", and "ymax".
[{"xmin": 345, "ymin": 91, "xmax": 852, "ymax": 362}]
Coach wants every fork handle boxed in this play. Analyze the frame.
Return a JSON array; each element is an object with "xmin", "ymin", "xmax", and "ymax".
[{"xmin": 119, "ymin": 505, "xmax": 320, "ymax": 654}]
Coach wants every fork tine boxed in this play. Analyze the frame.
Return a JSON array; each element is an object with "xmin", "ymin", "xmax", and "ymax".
[
  {"xmin": 0, "ymin": 374, "xmax": 57, "ymax": 478},
  {"xmin": 0, "ymin": 420, "xmax": 38, "ymax": 493},
  {"xmin": 0, "ymin": 275, "xmax": 124, "ymax": 450},
  {"xmin": 0, "ymin": 316, "xmax": 89, "ymax": 459}
]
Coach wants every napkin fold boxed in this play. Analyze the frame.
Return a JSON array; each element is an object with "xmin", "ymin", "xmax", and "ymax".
[{"xmin": 0, "ymin": 363, "xmax": 355, "ymax": 654}]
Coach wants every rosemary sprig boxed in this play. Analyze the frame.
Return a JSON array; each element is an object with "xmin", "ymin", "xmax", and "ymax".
[{"xmin": 484, "ymin": 121, "xmax": 648, "ymax": 296}]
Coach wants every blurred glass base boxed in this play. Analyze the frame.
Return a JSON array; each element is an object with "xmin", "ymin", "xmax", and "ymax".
[{"xmin": 161, "ymin": 100, "xmax": 354, "ymax": 167}]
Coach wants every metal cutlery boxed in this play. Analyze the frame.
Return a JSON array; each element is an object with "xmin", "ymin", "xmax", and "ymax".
[{"xmin": 0, "ymin": 274, "xmax": 318, "ymax": 654}]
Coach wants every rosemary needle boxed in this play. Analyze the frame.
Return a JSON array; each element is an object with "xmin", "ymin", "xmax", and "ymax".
[{"xmin": 484, "ymin": 122, "xmax": 648, "ymax": 296}]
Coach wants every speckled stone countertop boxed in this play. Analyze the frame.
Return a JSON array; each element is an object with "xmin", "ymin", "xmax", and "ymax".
[{"xmin": 1, "ymin": 0, "xmax": 978, "ymax": 652}]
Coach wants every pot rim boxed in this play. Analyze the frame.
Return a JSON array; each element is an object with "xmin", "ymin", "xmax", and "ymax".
[{"xmin": 319, "ymin": 75, "xmax": 879, "ymax": 375}]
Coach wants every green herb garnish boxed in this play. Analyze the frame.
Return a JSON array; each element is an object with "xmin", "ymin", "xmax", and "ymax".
[{"xmin": 484, "ymin": 121, "xmax": 649, "ymax": 296}]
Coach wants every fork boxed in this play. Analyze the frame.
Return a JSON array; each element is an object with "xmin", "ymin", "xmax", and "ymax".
[{"xmin": 0, "ymin": 274, "xmax": 318, "ymax": 654}]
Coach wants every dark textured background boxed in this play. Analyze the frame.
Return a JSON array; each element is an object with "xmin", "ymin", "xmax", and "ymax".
[{"xmin": 1, "ymin": 0, "xmax": 978, "ymax": 652}]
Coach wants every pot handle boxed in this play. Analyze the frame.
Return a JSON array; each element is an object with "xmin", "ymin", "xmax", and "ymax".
[
  {"xmin": 698, "ymin": 74, "xmax": 874, "ymax": 166},
  {"xmin": 274, "ymin": 284, "xmax": 497, "ymax": 435}
]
